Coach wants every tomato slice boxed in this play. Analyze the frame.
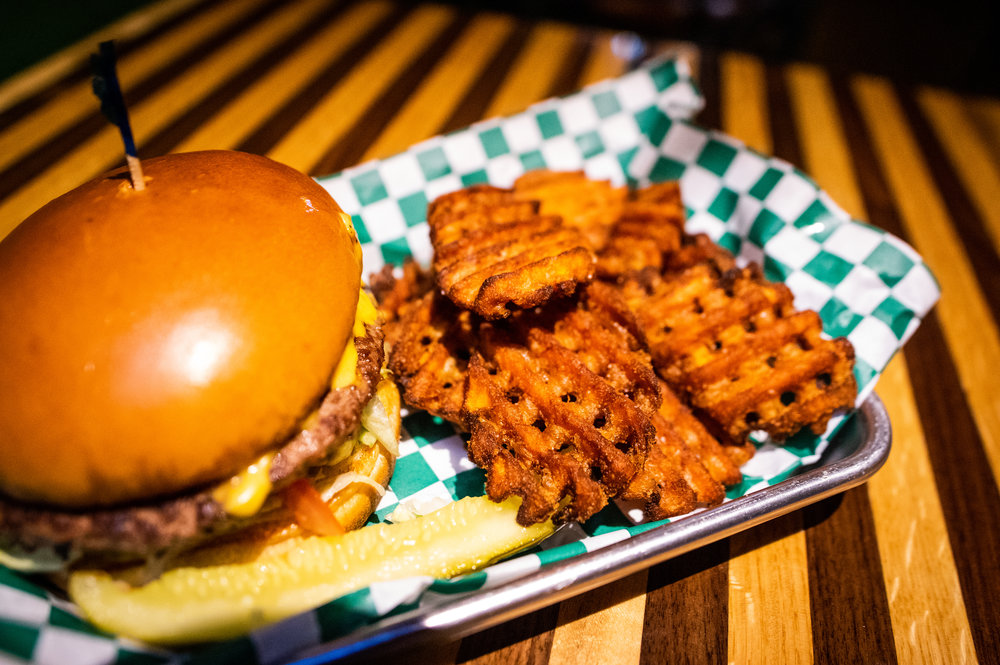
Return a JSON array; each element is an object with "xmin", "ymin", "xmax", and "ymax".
[{"xmin": 282, "ymin": 478, "xmax": 345, "ymax": 536}]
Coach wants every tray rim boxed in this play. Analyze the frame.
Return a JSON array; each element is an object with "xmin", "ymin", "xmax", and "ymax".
[{"xmin": 289, "ymin": 393, "xmax": 892, "ymax": 664}]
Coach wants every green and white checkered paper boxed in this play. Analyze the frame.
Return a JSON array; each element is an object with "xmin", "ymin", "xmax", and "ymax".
[{"xmin": 0, "ymin": 57, "xmax": 938, "ymax": 665}]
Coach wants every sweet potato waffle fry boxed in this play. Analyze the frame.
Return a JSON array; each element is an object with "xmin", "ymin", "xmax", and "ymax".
[
  {"xmin": 427, "ymin": 185, "xmax": 537, "ymax": 246},
  {"xmin": 462, "ymin": 286, "xmax": 659, "ymax": 526},
  {"xmin": 513, "ymin": 170, "xmax": 627, "ymax": 250},
  {"xmin": 383, "ymin": 290, "xmax": 477, "ymax": 424},
  {"xmin": 621, "ymin": 381, "xmax": 742, "ymax": 519},
  {"xmin": 371, "ymin": 170, "xmax": 857, "ymax": 528},
  {"xmin": 621, "ymin": 413, "xmax": 717, "ymax": 518},
  {"xmin": 656, "ymin": 382, "xmax": 743, "ymax": 488},
  {"xmin": 428, "ymin": 185, "xmax": 595, "ymax": 319},
  {"xmin": 622, "ymin": 262, "xmax": 856, "ymax": 443},
  {"xmin": 528, "ymin": 282, "xmax": 659, "ymax": 410},
  {"xmin": 664, "ymin": 233, "xmax": 738, "ymax": 276},
  {"xmin": 632, "ymin": 180, "xmax": 685, "ymax": 209},
  {"xmin": 369, "ymin": 260, "xmax": 433, "ymax": 332},
  {"xmin": 596, "ymin": 183, "xmax": 686, "ymax": 280}
]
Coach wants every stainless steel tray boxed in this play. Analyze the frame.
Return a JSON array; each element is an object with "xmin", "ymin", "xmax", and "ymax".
[{"xmin": 289, "ymin": 394, "xmax": 891, "ymax": 664}]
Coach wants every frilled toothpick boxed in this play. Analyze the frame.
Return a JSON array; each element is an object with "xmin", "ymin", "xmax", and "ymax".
[{"xmin": 91, "ymin": 40, "xmax": 145, "ymax": 191}]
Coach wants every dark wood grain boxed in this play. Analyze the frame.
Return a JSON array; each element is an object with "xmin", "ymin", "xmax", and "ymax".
[
  {"xmin": 546, "ymin": 28, "xmax": 593, "ymax": 98},
  {"xmin": 640, "ymin": 539, "xmax": 729, "ymax": 665},
  {"xmin": 438, "ymin": 21, "xmax": 532, "ymax": 134},
  {"xmin": 309, "ymin": 11, "xmax": 471, "ymax": 176},
  {"xmin": 362, "ymin": 637, "xmax": 462, "ymax": 665},
  {"xmin": 0, "ymin": 0, "xmax": 289, "ymax": 199},
  {"xmin": 803, "ymin": 490, "xmax": 898, "ymax": 664},
  {"xmin": 693, "ymin": 47, "xmax": 720, "ymax": 131},
  {"xmin": 764, "ymin": 61, "xmax": 802, "ymax": 166},
  {"xmin": 142, "ymin": 0, "xmax": 356, "ymax": 159},
  {"xmin": 832, "ymin": 73, "xmax": 1000, "ymax": 665},
  {"xmin": 455, "ymin": 603, "xmax": 560, "ymax": 665},
  {"xmin": 894, "ymin": 84, "xmax": 1000, "ymax": 330},
  {"xmin": 236, "ymin": 0, "xmax": 411, "ymax": 156}
]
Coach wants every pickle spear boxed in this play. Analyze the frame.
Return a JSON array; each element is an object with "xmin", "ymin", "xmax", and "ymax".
[{"xmin": 68, "ymin": 495, "xmax": 554, "ymax": 645}]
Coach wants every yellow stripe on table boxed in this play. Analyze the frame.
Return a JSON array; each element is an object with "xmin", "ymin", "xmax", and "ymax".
[
  {"xmin": 362, "ymin": 12, "xmax": 517, "ymax": 162},
  {"xmin": 729, "ymin": 521, "xmax": 812, "ymax": 665},
  {"xmin": 483, "ymin": 22, "xmax": 578, "ymax": 119},
  {"xmin": 720, "ymin": 52, "xmax": 771, "ymax": 154},
  {"xmin": 577, "ymin": 30, "xmax": 632, "ymax": 88},
  {"xmin": 871, "ymin": 357, "xmax": 976, "ymax": 662},
  {"xmin": 853, "ymin": 75, "xmax": 1000, "ymax": 482},
  {"xmin": 918, "ymin": 87, "xmax": 1000, "ymax": 255},
  {"xmin": 785, "ymin": 63, "xmax": 865, "ymax": 219},
  {"xmin": 0, "ymin": 0, "xmax": 332, "ymax": 238},
  {"xmin": 547, "ymin": 571, "xmax": 647, "ymax": 665},
  {"xmin": 177, "ymin": 0, "xmax": 396, "ymax": 153},
  {"xmin": 267, "ymin": 3, "xmax": 457, "ymax": 174},
  {"xmin": 787, "ymin": 63, "xmax": 975, "ymax": 664},
  {"xmin": 0, "ymin": 0, "xmax": 263, "ymax": 173}
]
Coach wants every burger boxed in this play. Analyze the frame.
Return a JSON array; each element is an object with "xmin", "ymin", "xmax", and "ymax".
[{"xmin": 0, "ymin": 150, "xmax": 401, "ymax": 579}]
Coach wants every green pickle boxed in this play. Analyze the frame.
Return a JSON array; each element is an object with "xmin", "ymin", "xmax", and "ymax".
[{"xmin": 68, "ymin": 495, "xmax": 554, "ymax": 645}]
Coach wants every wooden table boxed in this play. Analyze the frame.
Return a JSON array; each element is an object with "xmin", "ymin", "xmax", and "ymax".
[{"xmin": 1, "ymin": 1, "xmax": 998, "ymax": 663}]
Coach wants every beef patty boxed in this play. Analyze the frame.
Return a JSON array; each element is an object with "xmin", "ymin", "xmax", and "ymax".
[{"xmin": 0, "ymin": 325, "xmax": 385, "ymax": 561}]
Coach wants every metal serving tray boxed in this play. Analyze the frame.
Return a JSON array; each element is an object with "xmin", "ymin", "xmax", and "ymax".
[{"xmin": 290, "ymin": 394, "xmax": 891, "ymax": 664}]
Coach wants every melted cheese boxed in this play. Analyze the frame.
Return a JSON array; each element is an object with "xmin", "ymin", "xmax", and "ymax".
[
  {"xmin": 213, "ymin": 452, "xmax": 274, "ymax": 517},
  {"xmin": 330, "ymin": 289, "xmax": 379, "ymax": 389},
  {"xmin": 212, "ymin": 288, "xmax": 379, "ymax": 517}
]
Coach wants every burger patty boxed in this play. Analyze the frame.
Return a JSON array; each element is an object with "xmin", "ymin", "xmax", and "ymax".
[{"xmin": 0, "ymin": 325, "xmax": 385, "ymax": 560}]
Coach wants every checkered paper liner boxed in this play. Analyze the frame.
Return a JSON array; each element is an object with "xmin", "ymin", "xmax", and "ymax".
[{"xmin": 0, "ymin": 57, "xmax": 938, "ymax": 665}]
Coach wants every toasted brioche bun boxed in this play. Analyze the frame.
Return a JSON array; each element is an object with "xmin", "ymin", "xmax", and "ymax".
[
  {"xmin": 0, "ymin": 151, "xmax": 363, "ymax": 508},
  {"xmin": 328, "ymin": 380, "xmax": 401, "ymax": 533}
]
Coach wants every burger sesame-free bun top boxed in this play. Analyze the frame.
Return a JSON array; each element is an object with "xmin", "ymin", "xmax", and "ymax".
[{"xmin": 0, "ymin": 151, "xmax": 362, "ymax": 508}]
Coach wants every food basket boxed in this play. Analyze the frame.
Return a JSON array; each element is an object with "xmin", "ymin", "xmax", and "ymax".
[{"xmin": 0, "ymin": 57, "xmax": 938, "ymax": 665}]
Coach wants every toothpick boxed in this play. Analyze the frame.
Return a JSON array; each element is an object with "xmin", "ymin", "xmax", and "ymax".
[{"xmin": 91, "ymin": 41, "xmax": 145, "ymax": 191}]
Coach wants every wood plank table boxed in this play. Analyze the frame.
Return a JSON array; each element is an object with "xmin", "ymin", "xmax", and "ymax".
[{"xmin": 1, "ymin": 1, "xmax": 997, "ymax": 663}]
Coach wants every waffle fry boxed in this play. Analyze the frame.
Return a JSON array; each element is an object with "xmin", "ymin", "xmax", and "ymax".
[
  {"xmin": 664, "ymin": 232, "xmax": 737, "ymax": 276},
  {"xmin": 427, "ymin": 185, "xmax": 538, "ymax": 246},
  {"xmin": 656, "ymin": 381, "xmax": 743, "ymax": 488},
  {"xmin": 621, "ymin": 412, "xmax": 708, "ymax": 518},
  {"xmin": 632, "ymin": 180, "xmax": 684, "ymax": 209},
  {"xmin": 373, "ymin": 171, "xmax": 857, "ymax": 528},
  {"xmin": 536, "ymin": 282, "xmax": 659, "ymax": 412},
  {"xmin": 513, "ymin": 170, "xmax": 627, "ymax": 250},
  {"xmin": 623, "ymin": 263, "xmax": 856, "ymax": 442},
  {"xmin": 722, "ymin": 440, "xmax": 757, "ymax": 467},
  {"xmin": 621, "ymin": 380, "xmax": 744, "ymax": 520},
  {"xmin": 428, "ymin": 185, "xmax": 595, "ymax": 319},
  {"xmin": 596, "ymin": 189, "xmax": 685, "ymax": 280},
  {"xmin": 384, "ymin": 291, "xmax": 478, "ymax": 424},
  {"xmin": 369, "ymin": 260, "xmax": 434, "ymax": 331},
  {"xmin": 462, "ymin": 287, "xmax": 659, "ymax": 526}
]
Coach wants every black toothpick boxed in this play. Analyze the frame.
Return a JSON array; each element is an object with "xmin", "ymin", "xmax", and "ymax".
[{"xmin": 91, "ymin": 40, "xmax": 145, "ymax": 190}]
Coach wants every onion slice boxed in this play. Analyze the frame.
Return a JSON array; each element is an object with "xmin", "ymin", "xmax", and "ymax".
[{"xmin": 361, "ymin": 379, "xmax": 400, "ymax": 457}]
